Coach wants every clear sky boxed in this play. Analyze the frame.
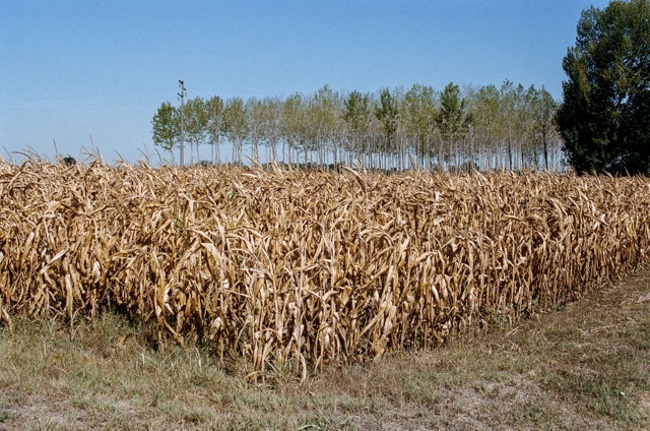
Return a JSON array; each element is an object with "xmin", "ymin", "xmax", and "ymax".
[{"xmin": 1, "ymin": 0, "xmax": 611, "ymax": 164}]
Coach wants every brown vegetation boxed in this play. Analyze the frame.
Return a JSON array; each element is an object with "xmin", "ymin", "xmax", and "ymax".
[{"xmin": 1, "ymin": 160, "xmax": 649, "ymax": 381}]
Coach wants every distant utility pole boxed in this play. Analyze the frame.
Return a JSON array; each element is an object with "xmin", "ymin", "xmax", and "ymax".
[{"xmin": 178, "ymin": 80, "xmax": 186, "ymax": 167}]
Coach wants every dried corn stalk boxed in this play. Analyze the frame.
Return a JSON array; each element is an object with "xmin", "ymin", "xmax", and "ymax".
[{"xmin": 1, "ymin": 160, "xmax": 649, "ymax": 380}]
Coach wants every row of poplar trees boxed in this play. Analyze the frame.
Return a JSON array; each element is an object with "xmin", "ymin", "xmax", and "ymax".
[{"xmin": 152, "ymin": 81, "xmax": 561, "ymax": 172}]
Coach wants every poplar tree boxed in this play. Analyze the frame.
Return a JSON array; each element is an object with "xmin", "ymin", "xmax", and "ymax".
[
  {"xmin": 343, "ymin": 90, "xmax": 371, "ymax": 164},
  {"xmin": 436, "ymin": 83, "xmax": 472, "ymax": 170},
  {"xmin": 206, "ymin": 96, "xmax": 224, "ymax": 164},
  {"xmin": 184, "ymin": 96, "xmax": 208, "ymax": 164},
  {"xmin": 375, "ymin": 89, "xmax": 399, "ymax": 165},
  {"xmin": 222, "ymin": 98, "xmax": 249, "ymax": 164},
  {"xmin": 151, "ymin": 102, "xmax": 178, "ymax": 163}
]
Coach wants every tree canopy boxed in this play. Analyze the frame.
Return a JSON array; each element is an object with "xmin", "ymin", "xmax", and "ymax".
[
  {"xmin": 152, "ymin": 82, "xmax": 561, "ymax": 171},
  {"xmin": 151, "ymin": 102, "xmax": 178, "ymax": 161},
  {"xmin": 557, "ymin": 0, "xmax": 650, "ymax": 175}
]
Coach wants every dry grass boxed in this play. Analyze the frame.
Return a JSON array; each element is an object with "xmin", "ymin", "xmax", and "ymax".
[
  {"xmin": 1, "ymin": 160, "xmax": 649, "ymax": 381},
  {"xmin": 1, "ymin": 265, "xmax": 648, "ymax": 430}
]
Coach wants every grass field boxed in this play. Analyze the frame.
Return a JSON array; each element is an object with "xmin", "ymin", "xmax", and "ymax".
[{"xmin": 0, "ymin": 266, "xmax": 648, "ymax": 430}]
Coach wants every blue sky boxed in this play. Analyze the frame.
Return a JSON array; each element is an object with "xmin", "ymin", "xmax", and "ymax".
[{"xmin": 1, "ymin": 0, "xmax": 611, "ymax": 164}]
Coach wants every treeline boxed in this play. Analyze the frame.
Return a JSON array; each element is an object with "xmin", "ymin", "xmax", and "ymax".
[{"xmin": 152, "ymin": 81, "xmax": 562, "ymax": 171}]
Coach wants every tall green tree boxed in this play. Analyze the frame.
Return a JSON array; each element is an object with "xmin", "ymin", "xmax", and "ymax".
[
  {"xmin": 259, "ymin": 97, "xmax": 283, "ymax": 163},
  {"xmin": 529, "ymin": 86, "xmax": 559, "ymax": 170},
  {"xmin": 499, "ymin": 80, "xmax": 525, "ymax": 170},
  {"xmin": 311, "ymin": 85, "xmax": 340, "ymax": 166},
  {"xmin": 222, "ymin": 97, "xmax": 249, "ymax": 164},
  {"xmin": 151, "ymin": 102, "xmax": 178, "ymax": 163},
  {"xmin": 557, "ymin": 0, "xmax": 650, "ymax": 175},
  {"xmin": 375, "ymin": 88, "xmax": 400, "ymax": 164},
  {"xmin": 206, "ymin": 96, "xmax": 224, "ymax": 164},
  {"xmin": 469, "ymin": 85, "xmax": 501, "ymax": 170},
  {"xmin": 403, "ymin": 84, "xmax": 436, "ymax": 168},
  {"xmin": 184, "ymin": 96, "xmax": 208, "ymax": 164},
  {"xmin": 281, "ymin": 94, "xmax": 305, "ymax": 166},
  {"xmin": 245, "ymin": 97, "xmax": 265, "ymax": 163},
  {"xmin": 343, "ymin": 90, "xmax": 371, "ymax": 164},
  {"xmin": 436, "ymin": 82, "xmax": 472, "ymax": 170}
]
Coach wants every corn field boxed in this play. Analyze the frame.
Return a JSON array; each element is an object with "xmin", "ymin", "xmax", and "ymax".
[{"xmin": 1, "ymin": 160, "xmax": 649, "ymax": 380}]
